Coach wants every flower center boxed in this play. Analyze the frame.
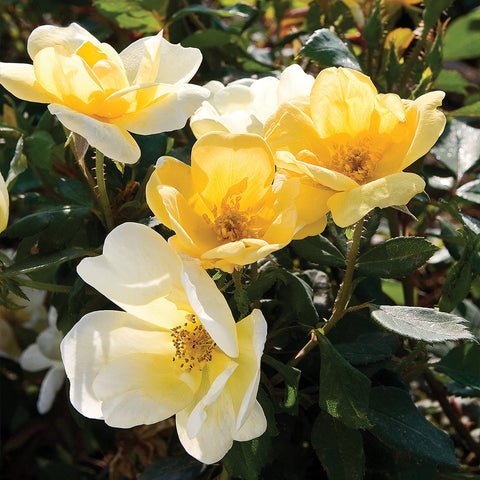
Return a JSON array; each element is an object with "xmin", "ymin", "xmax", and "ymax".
[
  {"xmin": 329, "ymin": 139, "xmax": 380, "ymax": 184},
  {"xmin": 171, "ymin": 314, "xmax": 216, "ymax": 372}
]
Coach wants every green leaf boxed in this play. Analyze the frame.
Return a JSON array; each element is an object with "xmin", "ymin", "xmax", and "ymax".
[
  {"xmin": 436, "ymin": 343, "xmax": 480, "ymax": 391},
  {"xmin": 422, "ymin": 0, "xmax": 453, "ymax": 33},
  {"xmin": 263, "ymin": 355, "xmax": 301, "ymax": 412},
  {"xmin": 356, "ymin": 237, "xmax": 438, "ymax": 278},
  {"xmin": 93, "ymin": 0, "xmax": 164, "ymax": 33},
  {"xmin": 448, "ymin": 101, "xmax": 480, "ymax": 118},
  {"xmin": 362, "ymin": 2, "xmax": 382, "ymax": 51},
  {"xmin": 57, "ymin": 178, "xmax": 94, "ymax": 207},
  {"xmin": 6, "ymin": 136, "xmax": 27, "ymax": 188},
  {"xmin": 234, "ymin": 288, "xmax": 250, "ymax": 319},
  {"xmin": 318, "ymin": 334, "xmax": 372, "ymax": 430},
  {"xmin": 4, "ymin": 205, "xmax": 91, "ymax": 238},
  {"xmin": 291, "ymin": 235, "xmax": 346, "ymax": 268},
  {"xmin": 460, "ymin": 213, "xmax": 480, "ymax": 237},
  {"xmin": 0, "ymin": 248, "xmax": 90, "ymax": 278},
  {"xmin": 371, "ymin": 306, "xmax": 474, "ymax": 342},
  {"xmin": 335, "ymin": 332, "xmax": 399, "ymax": 365},
  {"xmin": 439, "ymin": 250, "xmax": 474, "ymax": 312},
  {"xmin": 457, "ymin": 179, "xmax": 480, "ymax": 204},
  {"xmin": 223, "ymin": 435, "xmax": 272, "ymax": 480},
  {"xmin": 138, "ymin": 455, "xmax": 203, "ymax": 480},
  {"xmin": 299, "ymin": 28, "xmax": 361, "ymax": 71},
  {"xmin": 444, "ymin": 9, "xmax": 480, "ymax": 61},
  {"xmin": 433, "ymin": 70, "xmax": 473, "ymax": 95},
  {"xmin": 182, "ymin": 29, "xmax": 235, "ymax": 49},
  {"xmin": 431, "ymin": 119, "xmax": 480, "ymax": 178},
  {"xmin": 167, "ymin": 4, "xmax": 249, "ymax": 24},
  {"xmin": 311, "ymin": 411, "xmax": 365, "ymax": 480},
  {"xmin": 369, "ymin": 386, "xmax": 459, "ymax": 467},
  {"xmin": 24, "ymin": 130, "xmax": 54, "ymax": 170}
]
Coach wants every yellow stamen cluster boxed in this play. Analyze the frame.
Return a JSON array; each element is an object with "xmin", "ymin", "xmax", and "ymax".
[
  {"xmin": 171, "ymin": 314, "xmax": 216, "ymax": 372},
  {"xmin": 329, "ymin": 138, "xmax": 380, "ymax": 184}
]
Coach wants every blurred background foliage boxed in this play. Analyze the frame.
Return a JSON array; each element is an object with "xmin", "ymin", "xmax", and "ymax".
[{"xmin": 0, "ymin": 0, "xmax": 479, "ymax": 479}]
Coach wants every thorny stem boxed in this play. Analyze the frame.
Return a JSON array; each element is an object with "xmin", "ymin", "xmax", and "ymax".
[
  {"xmin": 95, "ymin": 150, "xmax": 115, "ymax": 232},
  {"xmin": 424, "ymin": 370, "xmax": 480, "ymax": 460},
  {"xmin": 323, "ymin": 218, "xmax": 365, "ymax": 334}
]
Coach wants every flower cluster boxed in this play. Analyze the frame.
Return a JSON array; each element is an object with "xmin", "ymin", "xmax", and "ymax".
[{"xmin": 0, "ymin": 21, "xmax": 447, "ymax": 467}]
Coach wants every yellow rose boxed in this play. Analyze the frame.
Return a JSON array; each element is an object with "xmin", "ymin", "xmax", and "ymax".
[
  {"xmin": 0, "ymin": 23, "xmax": 208, "ymax": 163},
  {"xmin": 265, "ymin": 67, "xmax": 446, "ymax": 227},
  {"xmin": 0, "ymin": 172, "xmax": 8, "ymax": 233},
  {"xmin": 62, "ymin": 222, "xmax": 267, "ymax": 463},
  {"xmin": 146, "ymin": 132, "xmax": 314, "ymax": 272}
]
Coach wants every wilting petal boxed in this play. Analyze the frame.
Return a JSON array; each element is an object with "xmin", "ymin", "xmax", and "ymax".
[
  {"xmin": 48, "ymin": 104, "xmax": 140, "ymax": 163},
  {"xmin": 113, "ymin": 84, "xmax": 208, "ymax": 135},
  {"xmin": 0, "ymin": 63, "xmax": 57, "ymax": 104},
  {"xmin": 191, "ymin": 132, "xmax": 275, "ymax": 211},
  {"xmin": 181, "ymin": 260, "xmax": 238, "ymax": 358},
  {"xmin": 310, "ymin": 67, "xmax": 378, "ymax": 137},
  {"xmin": 77, "ymin": 222, "xmax": 190, "ymax": 323},
  {"xmin": 27, "ymin": 23, "xmax": 99, "ymax": 58},
  {"xmin": 37, "ymin": 365, "xmax": 65, "ymax": 414},
  {"xmin": 328, "ymin": 172, "xmax": 425, "ymax": 227},
  {"xmin": 400, "ymin": 91, "xmax": 446, "ymax": 170},
  {"xmin": 0, "ymin": 172, "xmax": 8, "ymax": 233}
]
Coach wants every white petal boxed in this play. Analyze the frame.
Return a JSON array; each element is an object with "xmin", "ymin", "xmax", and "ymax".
[
  {"xmin": 77, "ymin": 222, "xmax": 190, "ymax": 324},
  {"xmin": 48, "ymin": 104, "xmax": 140, "ymax": 164},
  {"xmin": 277, "ymin": 64, "xmax": 314, "ymax": 106},
  {"xmin": 20, "ymin": 344, "xmax": 52, "ymax": 372},
  {"xmin": 27, "ymin": 23, "xmax": 100, "ymax": 58},
  {"xmin": 232, "ymin": 400, "xmax": 267, "ymax": 441},
  {"xmin": 37, "ymin": 326, "xmax": 63, "ymax": 361},
  {"xmin": 37, "ymin": 365, "xmax": 65, "ymax": 414},
  {"xmin": 213, "ymin": 84, "xmax": 253, "ymax": 114},
  {"xmin": 60, "ymin": 310, "xmax": 162, "ymax": 419},
  {"xmin": 113, "ymin": 84, "xmax": 209, "ymax": 135},
  {"xmin": 180, "ymin": 259, "xmax": 238, "ymax": 358}
]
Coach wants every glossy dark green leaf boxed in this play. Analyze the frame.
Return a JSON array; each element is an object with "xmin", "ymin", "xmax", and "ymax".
[
  {"xmin": 182, "ymin": 29, "xmax": 235, "ymax": 49},
  {"xmin": 431, "ymin": 119, "xmax": 480, "ymax": 178},
  {"xmin": 444, "ymin": 9, "xmax": 480, "ymax": 60},
  {"xmin": 318, "ymin": 334, "xmax": 372, "ymax": 429},
  {"xmin": 356, "ymin": 237, "xmax": 438, "ymax": 278},
  {"xmin": 263, "ymin": 354, "xmax": 301, "ymax": 412},
  {"xmin": 456, "ymin": 179, "xmax": 480, "ymax": 204},
  {"xmin": 439, "ymin": 253, "xmax": 473, "ymax": 312},
  {"xmin": 57, "ymin": 178, "xmax": 94, "ymax": 207},
  {"xmin": 299, "ymin": 28, "xmax": 361, "ymax": 70},
  {"xmin": 371, "ymin": 306, "xmax": 474, "ymax": 342},
  {"xmin": 436, "ymin": 343, "xmax": 480, "ymax": 390},
  {"xmin": 24, "ymin": 130, "xmax": 54, "ymax": 170},
  {"xmin": 335, "ymin": 332, "xmax": 399, "ymax": 365},
  {"xmin": 362, "ymin": 2, "xmax": 382, "ymax": 50},
  {"xmin": 4, "ymin": 205, "xmax": 91, "ymax": 238},
  {"xmin": 291, "ymin": 235, "xmax": 346, "ymax": 268},
  {"xmin": 311, "ymin": 411, "xmax": 365, "ymax": 480},
  {"xmin": 0, "ymin": 248, "xmax": 90, "ymax": 278},
  {"xmin": 369, "ymin": 386, "xmax": 458, "ymax": 466},
  {"xmin": 460, "ymin": 213, "xmax": 480, "ymax": 237}
]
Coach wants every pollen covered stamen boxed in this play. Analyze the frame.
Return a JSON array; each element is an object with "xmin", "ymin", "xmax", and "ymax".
[
  {"xmin": 171, "ymin": 314, "xmax": 216, "ymax": 373},
  {"xmin": 330, "ymin": 139, "xmax": 380, "ymax": 184}
]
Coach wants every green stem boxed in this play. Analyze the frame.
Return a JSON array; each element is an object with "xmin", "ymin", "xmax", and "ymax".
[
  {"xmin": 324, "ymin": 218, "xmax": 364, "ymax": 334},
  {"xmin": 95, "ymin": 150, "xmax": 114, "ymax": 232},
  {"xmin": 15, "ymin": 277, "xmax": 71, "ymax": 293},
  {"xmin": 394, "ymin": 340, "xmax": 425, "ymax": 373}
]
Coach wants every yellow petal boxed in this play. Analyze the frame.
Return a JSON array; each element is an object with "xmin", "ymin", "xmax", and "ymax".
[
  {"xmin": 328, "ymin": 172, "xmax": 425, "ymax": 227},
  {"xmin": 400, "ymin": 91, "xmax": 446, "ymax": 170},
  {"xmin": 310, "ymin": 67, "xmax": 378, "ymax": 138},
  {"xmin": 0, "ymin": 63, "xmax": 58, "ymax": 104},
  {"xmin": 48, "ymin": 104, "xmax": 140, "ymax": 163},
  {"xmin": 0, "ymin": 171, "xmax": 9, "ymax": 233},
  {"xmin": 191, "ymin": 132, "xmax": 275, "ymax": 211}
]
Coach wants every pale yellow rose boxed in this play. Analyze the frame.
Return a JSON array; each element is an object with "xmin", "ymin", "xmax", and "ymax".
[
  {"xmin": 265, "ymin": 67, "xmax": 446, "ymax": 227},
  {"xmin": 61, "ymin": 222, "xmax": 267, "ymax": 463},
  {"xmin": 146, "ymin": 132, "xmax": 315, "ymax": 272},
  {"xmin": 0, "ymin": 23, "xmax": 209, "ymax": 163}
]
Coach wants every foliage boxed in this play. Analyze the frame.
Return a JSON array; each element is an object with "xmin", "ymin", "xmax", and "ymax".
[{"xmin": 1, "ymin": 0, "xmax": 479, "ymax": 479}]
